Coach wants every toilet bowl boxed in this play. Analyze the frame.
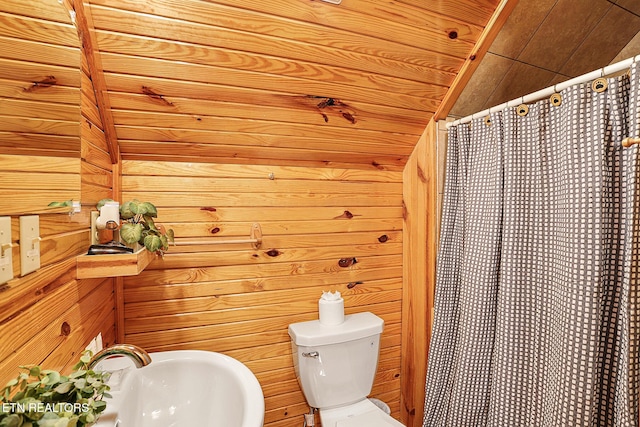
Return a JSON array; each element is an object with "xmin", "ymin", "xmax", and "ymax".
[
  {"xmin": 320, "ymin": 398, "xmax": 404, "ymax": 427},
  {"xmin": 288, "ymin": 312, "xmax": 405, "ymax": 427}
]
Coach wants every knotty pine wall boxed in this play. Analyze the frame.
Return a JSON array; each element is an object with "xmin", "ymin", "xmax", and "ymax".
[
  {"xmin": 0, "ymin": 0, "xmax": 116, "ymax": 387},
  {"xmin": 400, "ymin": 120, "xmax": 438, "ymax": 425},
  {"xmin": 120, "ymin": 159, "xmax": 403, "ymax": 426}
]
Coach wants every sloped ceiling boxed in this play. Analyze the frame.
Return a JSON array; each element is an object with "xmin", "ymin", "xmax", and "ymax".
[
  {"xmin": 451, "ymin": 0, "xmax": 640, "ymax": 118},
  {"xmin": 82, "ymin": 0, "xmax": 505, "ymax": 170},
  {"xmin": 82, "ymin": 0, "xmax": 640, "ymax": 169}
]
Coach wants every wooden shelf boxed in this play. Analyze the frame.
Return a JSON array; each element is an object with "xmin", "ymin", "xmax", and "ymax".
[{"xmin": 76, "ymin": 247, "xmax": 156, "ymax": 279}]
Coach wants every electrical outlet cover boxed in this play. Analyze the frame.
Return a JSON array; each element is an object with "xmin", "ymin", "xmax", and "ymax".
[
  {"xmin": 84, "ymin": 332, "xmax": 104, "ymax": 355},
  {"xmin": 0, "ymin": 217, "xmax": 12, "ymax": 285},
  {"xmin": 20, "ymin": 215, "xmax": 40, "ymax": 276},
  {"xmin": 96, "ymin": 332, "xmax": 103, "ymax": 351}
]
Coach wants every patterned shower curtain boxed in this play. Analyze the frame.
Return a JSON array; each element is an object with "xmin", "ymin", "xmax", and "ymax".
[{"xmin": 423, "ymin": 62, "xmax": 640, "ymax": 426}]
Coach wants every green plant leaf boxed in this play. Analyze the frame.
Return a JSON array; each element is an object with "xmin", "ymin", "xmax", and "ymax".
[
  {"xmin": 145, "ymin": 216, "xmax": 158, "ymax": 232},
  {"xmin": 68, "ymin": 371, "xmax": 85, "ymax": 380},
  {"xmin": 2, "ymin": 354, "xmax": 110, "ymax": 427},
  {"xmin": 160, "ymin": 235, "xmax": 168, "ymax": 251},
  {"xmin": 36, "ymin": 413, "xmax": 68, "ymax": 427},
  {"xmin": 42, "ymin": 372, "xmax": 60, "ymax": 386},
  {"xmin": 120, "ymin": 223, "xmax": 144, "ymax": 244},
  {"xmin": 78, "ymin": 413, "xmax": 92, "ymax": 425},
  {"xmin": 47, "ymin": 201, "xmax": 72, "ymax": 208},
  {"xmin": 53, "ymin": 382, "xmax": 73, "ymax": 395},
  {"xmin": 0, "ymin": 414, "xmax": 22, "ymax": 427},
  {"xmin": 79, "ymin": 351, "xmax": 91, "ymax": 366},
  {"xmin": 119, "ymin": 200, "xmax": 138, "ymax": 220},
  {"xmin": 139, "ymin": 202, "xmax": 157, "ymax": 217},
  {"xmin": 91, "ymin": 401, "xmax": 106, "ymax": 413},
  {"xmin": 132, "ymin": 202, "xmax": 145, "ymax": 216},
  {"xmin": 143, "ymin": 234, "xmax": 163, "ymax": 252}
]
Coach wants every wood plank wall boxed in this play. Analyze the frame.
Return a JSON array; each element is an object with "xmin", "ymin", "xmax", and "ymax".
[
  {"xmin": 120, "ymin": 159, "xmax": 404, "ymax": 426},
  {"xmin": 0, "ymin": 0, "xmax": 81, "ymax": 158},
  {"xmin": 401, "ymin": 120, "xmax": 438, "ymax": 426},
  {"xmin": 0, "ymin": 0, "xmax": 116, "ymax": 387}
]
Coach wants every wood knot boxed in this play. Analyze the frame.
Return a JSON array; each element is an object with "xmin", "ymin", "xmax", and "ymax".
[
  {"xmin": 142, "ymin": 86, "xmax": 174, "ymax": 106},
  {"xmin": 60, "ymin": 322, "xmax": 71, "ymax": 336},
  {"xmin": 338, "ymin": 257, "xmax": 358, "ymax": 267},
  {"xmin": 378, "ymin": 234, "xmax": 388, "ymax": 243},
  {"xmin": 334, "ymin": 210, "xmax": 354, "ymax": 219},
  {"xmin": 347, "ymin": 281, "xmax": 363, "ymax": 289},
  {"xmin": 317, "ymin": 97, "xmax": 336, "ymax": 109},
  {"xmin": 210, "ymin": 227, "xmax": 221, "ymax": 234},
  {"xmin": 25, "ymin": 76, "xmax": 57, "ymax": 92},
  {"xmin": 200, "ymin": 207, "xmax": 217, "ymax": 212},
  {"xmin": 417, "ymin": 166, "xmax": 427, "ymax": 183},
  {"xmin": 341, "ymin": 111, "xmax": 356, "ymax": 124},
  {"xmin": 266, "ymin": 249, "xmax": 281, "ymax": 257},
  {"xmin": 448, "ymin": 31, "xmax": 458, "ymax": 39}
]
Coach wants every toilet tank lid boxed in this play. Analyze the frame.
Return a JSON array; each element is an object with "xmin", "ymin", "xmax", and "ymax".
[{"xmin": 288, "ymin": 312, "xmax": 384, "ymax": 346}]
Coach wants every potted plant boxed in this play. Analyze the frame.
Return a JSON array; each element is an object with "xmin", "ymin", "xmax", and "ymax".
[
  {"xmin": 0, "ymin": 351, "xmax": 110, "ymax": 427},
  {"xmin": 96, "ymin": 199, "xmax": 174, "ymax": 255}
]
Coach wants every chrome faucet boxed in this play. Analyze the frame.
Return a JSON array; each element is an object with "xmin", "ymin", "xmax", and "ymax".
[{"xmin": 88, "ymin": 344, "xmax": 152, "ymax": 370}]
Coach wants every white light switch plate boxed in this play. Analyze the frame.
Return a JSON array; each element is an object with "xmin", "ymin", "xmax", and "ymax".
[
  {"xmin": 0, "ymin": 217, "xmax": 12, "ymax": 285},
  {"xmin": 20, "ymin": 215, "xmax": 40, "ymax": 276}
]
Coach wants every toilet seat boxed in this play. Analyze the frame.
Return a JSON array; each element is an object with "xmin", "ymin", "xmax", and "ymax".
[
  {"xmin": 336, "ymin": 409, "xmax": 403, "ymax": 427},
  {"xmin": 320, "ymin": 398, "xmax": 405, "ymax": 427}
]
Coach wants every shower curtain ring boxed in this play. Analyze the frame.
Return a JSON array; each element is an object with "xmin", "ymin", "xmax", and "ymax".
[{"xmin": 516, "ymin": 97, "xmax": 529, "ymax": 117}]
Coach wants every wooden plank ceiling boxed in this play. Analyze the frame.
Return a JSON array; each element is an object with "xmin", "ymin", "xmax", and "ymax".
[{"xmin": 83, "ymin": 0, "xmax": 503, "ymax": 170}]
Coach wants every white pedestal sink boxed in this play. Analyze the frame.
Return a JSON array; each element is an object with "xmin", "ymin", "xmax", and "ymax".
[{"xmin": 94, "ymin": 350, "xmax": 264, "ymax": 427}]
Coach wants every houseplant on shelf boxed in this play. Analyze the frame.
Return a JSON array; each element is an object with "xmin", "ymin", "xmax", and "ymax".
[
  {"xmin": 96, "ymin": 199, "xmax": 174, "ymax": 255},
  {"xmin": 0, "ymin": 351, "xmax": 110, "ymax": 427}
]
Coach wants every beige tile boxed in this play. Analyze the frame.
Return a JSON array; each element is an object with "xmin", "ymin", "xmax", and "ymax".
[
  {"xmin": 518, "ymin": 0, "xmax": 611, "ymax": 71},
  {"xmin": 614, "ymin": 0, "xmax": 640, "ymax": 17},
  {"xmin": 610, "ymin": 30, "xmax": 640, "ymax": 63},
  {"xmin": 489, "ymin": 0, "xmax": 559, "ymax": 58},
  {"xmin": 451, "ymin": 0, "xmax": 640, "ymax": 121},
  {"xmin": 560, "ymin": 6, "xmax": 640, "ymax": 76},
  {"xmin": 482, "ymin": 61, "xmax": 557, "ymax": 109},
  {"xmin": 449, "ymin": 53, "xmax": 515, "ymax": 118},
  {"xmin": 547, "ymin": 73, "xmax": 573, "ymax": 87}
]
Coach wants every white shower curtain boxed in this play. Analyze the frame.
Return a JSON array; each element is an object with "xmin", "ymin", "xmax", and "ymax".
[{"xmin": 423, "ymin": 62, "xmax": 640, "ymax": 426}]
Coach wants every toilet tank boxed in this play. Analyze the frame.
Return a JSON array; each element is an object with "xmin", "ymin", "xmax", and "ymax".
[{"xmin": 288, "ymin": 312, "xmax": 384, "ymax": 409}]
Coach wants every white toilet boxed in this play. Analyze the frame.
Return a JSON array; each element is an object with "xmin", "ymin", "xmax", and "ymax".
[{"xmin": 288, "ymin": 312, "xmax": 405, "ymax": 427}]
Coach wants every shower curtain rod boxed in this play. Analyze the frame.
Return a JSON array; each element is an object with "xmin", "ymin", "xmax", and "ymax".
[{"xmin": 446, "ymin": 54, "xmax": 640, "ymax": 129}]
